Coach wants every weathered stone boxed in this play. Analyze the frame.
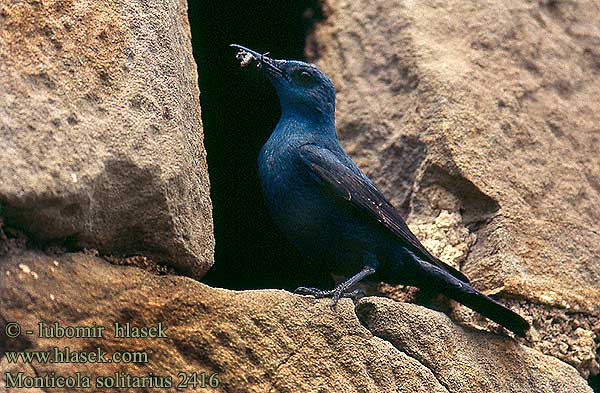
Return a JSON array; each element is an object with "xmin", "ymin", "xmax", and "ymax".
[
  {"xmin": 0, "ymin": 0, "xmax": 213, "ymax": 277},
  {"xmin": 358, "ymin": 297, "xmax": 591, "ymax": 393},
  {"xmin": 308, "ymin": 0, "xmax": 600, "ymax": 377},
  {"xmin": 0, "ymin": 249, "xmax": 591, "ymax": 392}
]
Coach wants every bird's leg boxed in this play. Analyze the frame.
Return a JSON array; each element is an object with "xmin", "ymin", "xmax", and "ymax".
[
  {"xmin": 328, "ymin": 265, "xmax": 376, "ymax": 310},
  {"xmin": 294, "ymin": 287, "xmax": 366, "ymax": 300},
  {"xmin": 294, "ymin": 264, "xmax": 377, "ymax": 311}
]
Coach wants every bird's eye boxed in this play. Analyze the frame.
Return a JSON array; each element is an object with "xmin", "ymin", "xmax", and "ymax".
[{"xmin": 295, "ymin": 69, "xmax": 313, "ymax": 85}]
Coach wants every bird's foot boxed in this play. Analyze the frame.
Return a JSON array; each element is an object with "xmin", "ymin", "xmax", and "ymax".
[
  {"xmin": 294, "ymin": 286, "xmax": 366, "ymax": 311},
  {"xmin": 294, "ymin": 266, "xmax": 376, "ymax": 311}
]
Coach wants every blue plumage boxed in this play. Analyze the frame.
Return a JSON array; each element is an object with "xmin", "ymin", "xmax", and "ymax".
[{"xmin": 232, "ymin": 45, "xmax": 529, "ymax": 337}]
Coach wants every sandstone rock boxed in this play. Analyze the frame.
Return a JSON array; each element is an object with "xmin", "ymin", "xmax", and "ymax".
[
  {"xmin": 308, "ymin": 0, "xmax": 600, "ymax": 377},
  {"xmin": 358, "ymin": 297, "xmax": 591, "ymax": 393},
  {"xmin": 0, "ymin": 249, "xmax": 591, "ymax": 392},
  {"xmin": 0, "ymin": 0, "xmax": 213, "ymax": 277}
]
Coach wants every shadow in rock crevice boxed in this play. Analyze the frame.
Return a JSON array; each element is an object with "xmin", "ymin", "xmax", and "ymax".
[
  {"xmin": 589, "ymin": 373, "xmax": 600, "ymax": 392},
  {"xmin": 188, "ymin": 1, "xmax": 325, "ymax": 290}
]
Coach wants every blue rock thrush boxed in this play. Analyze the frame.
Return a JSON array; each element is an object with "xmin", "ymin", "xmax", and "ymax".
[{"xmin": 232, "ymin": 44, "xmax": 529, "ymax": 337}]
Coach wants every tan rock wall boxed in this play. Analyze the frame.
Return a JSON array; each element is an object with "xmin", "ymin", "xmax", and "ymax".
[{"xmin": 0, "ymin": 0, "xmax": 213, "ymax": 277}]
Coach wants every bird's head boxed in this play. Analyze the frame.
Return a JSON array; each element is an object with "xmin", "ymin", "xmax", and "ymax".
[{"xmin": 232, "ymin": 45, "xmax": 336, "ymax": 124}]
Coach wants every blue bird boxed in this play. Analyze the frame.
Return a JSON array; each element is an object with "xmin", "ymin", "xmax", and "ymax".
[{"xmin": 232, "ymin": 44, "xmax": 530, "ymax": 337}]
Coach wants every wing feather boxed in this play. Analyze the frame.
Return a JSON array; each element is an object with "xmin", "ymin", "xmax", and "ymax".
[{"xmin": 299, "ymin": 143, "xmax": 470, "ymax": 283}]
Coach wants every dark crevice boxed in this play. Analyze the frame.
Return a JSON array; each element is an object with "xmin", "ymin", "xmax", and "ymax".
[
  {"xmin": 188, "ymin": 1, "xmax": 324, "ymax": 290},
  {"xmin": 0, "ymin": 218, "xmax": 176, "ymax": 277},
  {"xmin": 590, "ymin": 373, "xmax": 600, "ymax": 392},
  {"xmin": 0, "ymin": 215, "xmax": 59, "ymax": 256}
]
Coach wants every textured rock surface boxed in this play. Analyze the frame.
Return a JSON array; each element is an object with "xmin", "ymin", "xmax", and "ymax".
[
  {"xmin": 0, "ymin": 0, "xmax": 213, "ymax": 277},
  {"xmin": 308, "ymin": 0, "xmax": 600, "ymax": 378},
  {"xmin": 358, "ymin": 298, "xmax": 591, "ymax": 393},
  {"xmin": 0, "ymin": 249, "xmax": 591, "ymax": 392}
]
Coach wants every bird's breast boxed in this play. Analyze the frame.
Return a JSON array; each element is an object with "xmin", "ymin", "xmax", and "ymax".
[{"xmin": 259, "ymin": 143, "xmax": 329, "ymax": 237}]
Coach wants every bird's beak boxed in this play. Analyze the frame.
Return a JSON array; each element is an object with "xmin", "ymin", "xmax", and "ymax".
[{"xmin": 230, "ymin": 44, "xmax": 285, "ymax": 80}]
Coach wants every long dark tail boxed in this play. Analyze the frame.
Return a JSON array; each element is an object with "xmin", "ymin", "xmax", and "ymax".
[
  {"xmin": 441, "ymin": 280, "xmax": 530, "ymax": 337},
  {"xmin": 408, "ymin": 250, "xmax": 530, "ymax": 337}
]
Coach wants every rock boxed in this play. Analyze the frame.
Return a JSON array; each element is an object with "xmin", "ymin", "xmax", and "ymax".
[
  {"xmin": 0, "ymin": 249, "xmax": 591, "ymax": 392},
  {"xmin": 308, "ymin": 0, "xmax": 600, "ymax": 377},
  {"xmin": 357, "ymin": 297, "xmax": 591, "ymax": 393},
  {"xmin": 0, "ymin": 0, "xmax": 213, "ymax": 277}
]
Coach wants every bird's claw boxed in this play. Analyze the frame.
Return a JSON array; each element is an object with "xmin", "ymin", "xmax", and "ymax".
[
  {"xmin": 294, "ymin": 286, "xmax": 332, "ymax": 298},
  {"xmin": 294, "ymin": 286, "xmax": 366, "ymax": 311},
  {"xmin": 344, "ymin": 288, "xmax": 367, "ymax": 300}
]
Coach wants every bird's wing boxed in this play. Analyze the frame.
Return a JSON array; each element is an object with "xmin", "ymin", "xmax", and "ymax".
[{"xmin": 299, "ymin": 143, "xmax": 470, "ymax": 283}]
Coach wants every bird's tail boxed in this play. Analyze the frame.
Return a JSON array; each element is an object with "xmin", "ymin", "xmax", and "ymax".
[
  {"xmin": 408, "ymin": 251, "xmax": 530, "ymax": 337},
  {"xmin": 441, "ymin": 280, "xmax": 530, "ymax": 337}
]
